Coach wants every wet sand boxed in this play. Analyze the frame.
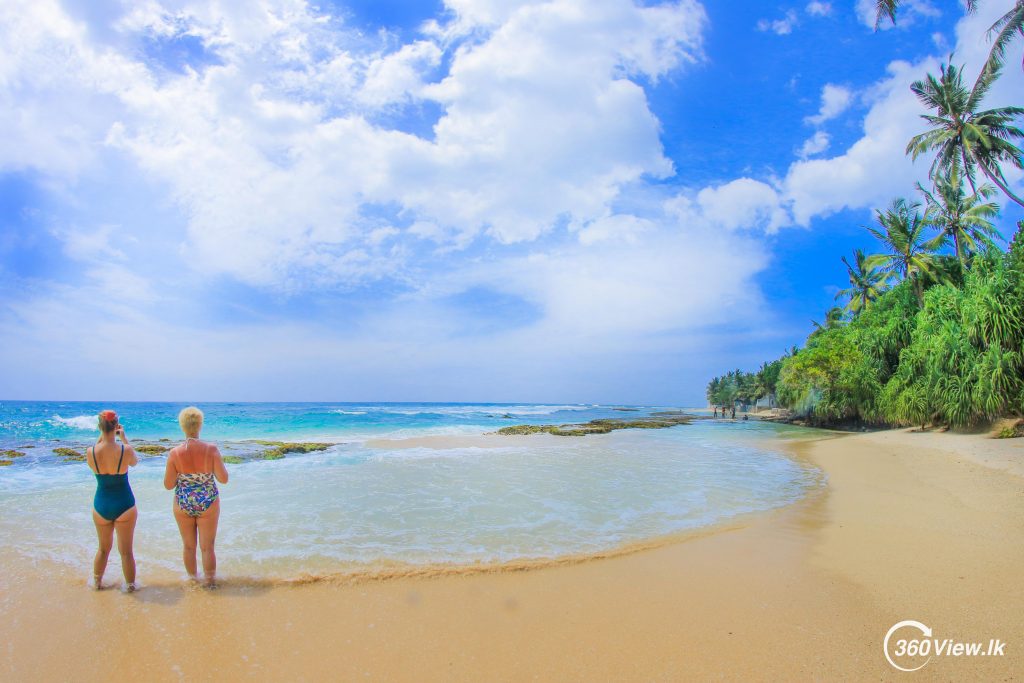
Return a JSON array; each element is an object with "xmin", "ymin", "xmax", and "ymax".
[{"xmin": 1, "ymin": 429, "xmax": 1021, "ymax": 680}]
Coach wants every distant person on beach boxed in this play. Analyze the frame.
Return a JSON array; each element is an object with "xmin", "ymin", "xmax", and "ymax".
[
  {"xmin": 164, "ymin": 406, "xmax": 229, "ymax": 587},
  {"xmin": 86, "ymin": 409, "xmax": 139, "ymax": 591}
]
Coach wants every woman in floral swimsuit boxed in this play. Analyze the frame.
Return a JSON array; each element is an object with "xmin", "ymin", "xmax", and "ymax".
[{"xmin": 163, "ymin": 406, "xmax": 229, "ymax": 587}]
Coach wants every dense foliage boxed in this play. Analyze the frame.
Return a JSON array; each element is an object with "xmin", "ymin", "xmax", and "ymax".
[
  {"xmin": 707, "ymin": 8, "xmax": 1023, "ymax": 428},
  {"xmin": 709, "ymin": 223, "xmax": 1024, "ymax": 427}
]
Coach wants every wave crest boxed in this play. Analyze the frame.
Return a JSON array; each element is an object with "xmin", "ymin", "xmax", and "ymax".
[{"xmin": 49, "ymin": 414, "xmax": 97, "ymax": 431}]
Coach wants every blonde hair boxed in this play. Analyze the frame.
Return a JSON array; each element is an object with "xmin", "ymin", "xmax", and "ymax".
[{"xmin": 178, "ymin": 406, "xmax": 204, "ymax": 437}]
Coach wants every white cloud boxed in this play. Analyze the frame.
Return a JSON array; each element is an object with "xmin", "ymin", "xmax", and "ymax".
[
  {"xmin": 667, "ymin": 178, "xmax": 788, "ymax": 233},
  {"xmin": 804, "ymin": 83, "xmax": 853, "ymax": 125},
  {"xmin": 1, "ymin": 0, "xmax": 775, "ymax": 405},
  {"xmin": 358, "ymin": 40, "xmax": 443, "ymax": 107},
  {"xmin": 797, "ymin": 130, "xmax": 831, "ymax": 158},
  {"xmin": 784, "ymin": 1, "xmax": 1024, "ymax": 224},
  {"xmin": 757, "ymin": 10, "xmax": 798, "ymax": 35},
  {"xmin": 0, "ymin": 218, "xmax": 772, "ymax": 401},
  {"xmin": 0, "ymin": 0, "xmax": 709, "ymax": 288},
  {"xmin": 805, "ymin": 2, "xmax": 832, "ymax": 17}
]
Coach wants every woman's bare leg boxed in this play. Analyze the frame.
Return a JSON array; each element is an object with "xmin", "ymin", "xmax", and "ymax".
[
  {"xmin": 114, "ymin": 506, "xmax": 138, "ymax": 588},
  {"xmin": 173, "ymin": 506, "xmax": 199, "ymax": 578},
  {"xmin": 92, "ymin": 511, "xmax": 114, "ymax": 588},
  {"xmin": 196, "ymin": 500, "xmax": 221, "ymax": 586}
]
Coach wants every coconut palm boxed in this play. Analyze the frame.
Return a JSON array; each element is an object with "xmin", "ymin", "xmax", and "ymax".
[
  {"xmin": 907, "ymin": 59, "xmax": 1024, "ymax": 207},
  {"xmin": 875, "ymin": 1, "xmax": 1023, "ymax": 74},
  {"xmin": 916, "ymin": 164, "xmax": 1002, "ymax": 268},
  {"xmin": 866, "ymin": 198, "xmax": 943, "ymax": 305},
  {"xmin": 835, "ymin": 248, "xmax": 889, "ymax": 315},
  {"xmin": 986, "ymin": 1, "xmax": 1024, "ymax": 72},
  {"xmin": 809, "ymin": 307, "xmax": 846, "ymax": 341}
]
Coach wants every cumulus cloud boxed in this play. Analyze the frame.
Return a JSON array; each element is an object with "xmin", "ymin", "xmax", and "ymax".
[
  {"xmin": 783, "ymin": 2, "xmax": 1023, "ymax": 224},
  {"xmin": 804, "ymin": 83, "xmax": 853, "ymax": 125},
  {"xmin": 0, "ymin": 216, "xmax": 772, "ymax": 400},
  {"xmin": 0, "ymin": 0, "xmax": 709, "ymax": 288},
  {"xmin": 757, "ymin": 10, "xmax": 799, "ymax": 35},
  {"xmin": 666, "ymin": 178, "xmax": 788, "ymax": 233},
  {"xmin": 797, "ymin": 130, "xmax": 831, "ymax": 158},
  {"xmin": 358, "ymin": 41, "xmax": 443, "ymax": 107},
  {"xmin": 1, "ymin": 0, "xmax": 782, "ymax": 403},
  {"xmin": 805, "ymin": 2, "xmax": 832, "ymax": 17}
]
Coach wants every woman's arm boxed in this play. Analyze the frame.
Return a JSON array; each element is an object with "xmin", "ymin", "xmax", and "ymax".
[
  {"xmin": 212, "ymin": 446, "xmax": 229, "ymax": 484},
  {"xmin": 163, "ymin": 449, "xmax": 178, "ymax": 490},
  {"xmin": 116, "ymin": 426, "xmax": 139, "ymax": 467}
]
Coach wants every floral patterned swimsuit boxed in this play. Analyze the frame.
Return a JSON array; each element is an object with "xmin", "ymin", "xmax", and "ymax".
[{"xmin": 175, "ymin": 440, "xmax": 219, "ymax": 516}]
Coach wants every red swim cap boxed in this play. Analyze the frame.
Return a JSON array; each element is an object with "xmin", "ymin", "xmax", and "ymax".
[{"xmin": 99, "ymin": 410, "xmax": 118, "ymax": 422}]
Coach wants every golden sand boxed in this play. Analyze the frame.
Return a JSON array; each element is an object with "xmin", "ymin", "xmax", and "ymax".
[{"xmin": 1, "ymin": 429, "xmax": 1021, "ymax": 680}]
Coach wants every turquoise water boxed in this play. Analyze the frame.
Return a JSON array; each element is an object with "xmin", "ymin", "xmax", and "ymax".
[
  {"xmin": 0, "ymin": 402, "xmax": 820, "ymax": 581},
  {"xmin": 1, "ymin": 401, "xmax": 629, "ymax": 444}
]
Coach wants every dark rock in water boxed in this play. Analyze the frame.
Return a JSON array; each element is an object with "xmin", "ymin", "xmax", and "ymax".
[
  {"xmin": 54, "ymin": 447, "xmax": 86, "ymax": 461},
  {"xmin": 497, "ymin": 414, "xmax": 691, "ymax": 437},
  {"xmin": 222, "ymin": 455, "xmax": 244, "ymax": 464},
  {"xmin": 0, "ymin": 460, "xmax": 12, "ymax": 467},
  {"xmin": 135, "ymin": 444, "xmax": 169, "ymax": 455},
  {"xmin": 159, "ymin": 438, "xmax": 171, "ymax": 442},
  {"xmin": 612, "ymin": 407, "xmax": 639, "ymax": 412},
  {"xmin": 502, "ymin": 414, "xmax": 513, "ymax": 419},
  {"xmin": 1, "ymin": 449, "xmax": 26, "ymax": 459}
]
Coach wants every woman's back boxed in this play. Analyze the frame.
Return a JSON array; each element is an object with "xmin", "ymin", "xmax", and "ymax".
[
  {"xmin": 172, "ymin": 439, "xmax": 217, "ymax": 474},
  {"xmin": 89, "ymin": 441, "xmax": 131, "ymax": 475}
]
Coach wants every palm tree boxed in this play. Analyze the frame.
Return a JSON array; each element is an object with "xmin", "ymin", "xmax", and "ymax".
[
  {"xmin": 835, "ymin": 248, "xmax": 889, "ymax": 315},
  {"xmin": 875, "ymin": 1, "xmax": 1022, "ymax": 74},
  {"xmin": 866, "ymin": 198, "xmax": 943, "ymax": 305},
  {"xmin": 986, "ymin": 1, "xmax": 1024, "ymax": 73},
  {"xmin": 907, "ymin": 60, "xmax": 1024, "ymax": 207},
  {"xmin": 916, "ymin": 164, "xmax": 1002, "ymax": 268},
  {"xmin": 809, "ymin": 306, "xmax": 846, "ymax": 341}
]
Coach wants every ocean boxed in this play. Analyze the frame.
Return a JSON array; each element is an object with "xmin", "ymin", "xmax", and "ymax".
[{"xmin": 0, "ymin": 401, "xmax": 820, "ymax": 582}]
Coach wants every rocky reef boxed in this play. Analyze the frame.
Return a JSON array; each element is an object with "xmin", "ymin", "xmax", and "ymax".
[
  {"xmin": 135, "ymin": 444, "xmax": 169, "ymax": 455},
  {"xmin": 53, "ymin": 447, "xmax": 86, "ymax": 462},
  {"xmin": 212, "ymin": 441, "xmax": 339, "ymax": 462},
  {"xmin": 497, "ymin": 414, "xmax": 692, "ymax": 437}
]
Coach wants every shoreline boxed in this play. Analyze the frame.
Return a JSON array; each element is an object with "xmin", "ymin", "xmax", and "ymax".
[{"xmin": 1, "ymin": 428, "xmax": 1021, "ymax": 679}]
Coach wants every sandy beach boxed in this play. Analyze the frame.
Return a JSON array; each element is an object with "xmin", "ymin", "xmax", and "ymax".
[{"xmin": 2, "ymin": 427, "xmax": 1021, "ymax": 681}]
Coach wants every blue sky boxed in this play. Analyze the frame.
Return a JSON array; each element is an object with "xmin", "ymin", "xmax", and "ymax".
[{"xmin": 0, "ymin": 0, "xmax": 1021, "ymax": 404}]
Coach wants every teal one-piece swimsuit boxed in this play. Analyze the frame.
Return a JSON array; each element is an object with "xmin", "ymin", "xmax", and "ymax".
[{"xmin": 91, "ymin": 444, "xmax": 135, "ymax": 521}]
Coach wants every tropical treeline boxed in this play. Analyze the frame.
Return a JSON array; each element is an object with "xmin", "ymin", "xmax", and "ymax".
[
  {"xmin": 705, "ymin": 359, "xmax": 785, "ymax": 413},
  {"xmin": 707, "ymin": 10, "xmax": 1024, "ymax": 428}
]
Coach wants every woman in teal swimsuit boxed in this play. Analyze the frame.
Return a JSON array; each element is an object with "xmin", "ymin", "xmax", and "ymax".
[
  {"xmin": 163, "ymin": 406, "xmax": 229, "ymax": 587},
  {"xmin": 87, "ymin": 410, "xmax": 139, "ymax": 591}
]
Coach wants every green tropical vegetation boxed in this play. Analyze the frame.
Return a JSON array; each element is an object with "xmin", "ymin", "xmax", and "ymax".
[{"xmin": 707, "ymin": 26, "xmax": 1024, "ymax": 429}]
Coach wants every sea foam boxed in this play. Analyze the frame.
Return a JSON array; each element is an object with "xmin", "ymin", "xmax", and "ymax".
[{"xmin": 49, "ymin": 414, "xmax": 97, "ymax": 431}]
